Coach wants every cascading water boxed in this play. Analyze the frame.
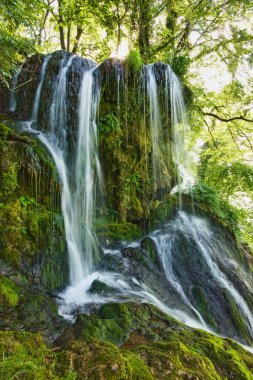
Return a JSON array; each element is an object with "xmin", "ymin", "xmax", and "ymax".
[
  {"xmin": 152, "ymin": 211, "xmax": 253, "ymax": 340},
  {"xmin": 145, "ymin": 64, "xmax": 163, "ymax": 193},
  {"xmin": 49, "ymin": 55, "xmax": 75, "ymax": 146},
  {"xmin": 74, "ymin": 67, "xmax": 102, "ymax": 278},
  {"xmin": 166, "ymin": 66, "xmax": 195, "ymax": 195},
  {"xmin": 19, "ymin": 52, "xmax": 253, "ymax": 349},
  {"xmin": 145, "ymin": 63, "xmax": 194, "ymax": 198},
  {"xmin": 37, "ymin": 57, "xmax": 100, "ymax": 284},
  {"xmin": 9, "ymin": 66, "xmax": 22, "ymax": 112},
  {"xmin": 32, "ymin": 55, "xmax": 52, "ymax": 121}
]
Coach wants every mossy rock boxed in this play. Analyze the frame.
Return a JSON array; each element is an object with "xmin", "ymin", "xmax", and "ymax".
[
  {"xmin": 0, "ymin": 331, "xmax": 58, "ymax": 379},
  {"xmin": 56, "ymin": 302, "xmax": 253, "ymax": 379},
  {"xmin": 190, "ymin": 286, "xmax": 218, "ymax": 330},
  {"xmin": 224, "ymin": 290, "xmax": 250, "ymax": 344},
  {"xmin": 96, "ymin": 220, "xmax": 142, "ymax": 244},
  {"xmin": 141, "ymin": 237, "xmax": 161, "ymax": 269},
  {"xmin": 121, "ymin": 247, "xmax": 148, "ymax": 266},
  {"xmin": 149, "ymin": 194, "xmax": 178, "ymax": 229},
  {"xmin": 88, "ymin": 279, "xmax": 115, "ymax": 295}
]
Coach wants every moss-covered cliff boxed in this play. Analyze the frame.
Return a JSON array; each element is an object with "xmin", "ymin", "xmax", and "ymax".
[{"xmin": 0, "ymin": 121, "xmax": 67, "ymax": 289}]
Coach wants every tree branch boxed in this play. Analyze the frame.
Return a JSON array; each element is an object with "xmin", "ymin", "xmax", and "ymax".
[{"xmin": 203, "ymin": 112, "xmax": 253, "ymax": 123}]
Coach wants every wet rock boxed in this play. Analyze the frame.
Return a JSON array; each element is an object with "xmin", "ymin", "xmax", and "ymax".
[
  {"xmin": 141, "ymin": 236, "xmax": 161, "ymax": 269},
  {"xmin": 88, "ymin": 279, "xmax": 115, "ymax": 295}
]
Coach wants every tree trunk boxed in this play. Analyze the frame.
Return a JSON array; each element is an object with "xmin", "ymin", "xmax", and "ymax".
[
  {"xmin": 138, "ymin": 0, "xmax": 151, "ymax": 60},
  {"xmin": 67, "ymin": 24, "xmax": 71, "ymax": 52},
  {"xmin": 72, "ymin": 26, "xmax": 83, "ymax": 54},
  {"xmin": 58, "ymin": 0, "xmax": 66, "ymax": 50}
]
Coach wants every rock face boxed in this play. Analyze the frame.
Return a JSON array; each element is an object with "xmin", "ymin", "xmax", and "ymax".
[{"xmin": 2, "ymin": 51, "xmax": 177, "ymax": 224}]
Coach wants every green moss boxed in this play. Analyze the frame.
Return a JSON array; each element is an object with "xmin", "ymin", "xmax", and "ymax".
[
  {"xmin": 149, "ymin": 194, "xmax": 178, "ymax": 228},
  {"xmin": 141, "ymin": 237, "xmax": 161, "ymax": 268},
  {"xmin": 224, "ymin": 291, "xmax": 250, "ymax": 343},
  {"xmin": 57, "ymin": 339, "xmax": 154, "ymax": 380},
  {"xmin": 88, "ymin": 279, "xmax": 115, "ymax": 295},
  {"xmin": 1, "ymin": 303, "xmax": 253, "ymax": 380},
  {"xmin": 0, "ymin": 122, "xmax": 66, "ymax": 288},
  {"xmin": 0, "ymin": 276, "xmax": 18, "ymax": 308},
  {"xmin": 191, "ymin": 286, "xmax": 218, "ymax": 329},
  {"xmin": 96, "ymin": 220, "xmax": 141, "ymax": 243},
  {"xmin": 63, "ymin": 303, "xmax": 253, "ymax": 379},
  {"xmin": 74, "ymin": 303, "xmax": 132, "ymax": 346},
  {"xmin": 0, "ymin": 331, "xmax": 58, "ymax": 380},
  {"xmin": 2, "ymin": 162, "xmax": 18, "ymax": 194}
]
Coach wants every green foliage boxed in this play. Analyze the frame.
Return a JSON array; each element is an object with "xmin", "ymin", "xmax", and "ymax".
[
  {"xmin": 99, "ymin": 113, "xmax": 121, "ymax": 134},
  {"xmin": 19, "ymin": 195, "xmax": 36, "ymax": 207},
  {"xmin": 125, "ymin": 49, "xmax": 143, "ymax": 71},
  {"xmin": 191, "ymin": 182, "xmax": 239, "ymax": 234},
  {"xmin": 0, "ymin": 0, "xmax": 44, "ymax": 85},
  {"xmin": 0, "ymin": 121, "xmax": 66, "ymax": 288},
  {"xmin": 170, "ymin": 55, "xmax": 191, "ymax": 80},
  {"xmin": 98, "ymin": 113, "xmax": 122, "ymax": 149}
]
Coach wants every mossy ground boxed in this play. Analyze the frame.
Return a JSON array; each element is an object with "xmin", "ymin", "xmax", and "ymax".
[{"xmin": 1, "ymin": 303, "xmax": 253, "ymax": 380}]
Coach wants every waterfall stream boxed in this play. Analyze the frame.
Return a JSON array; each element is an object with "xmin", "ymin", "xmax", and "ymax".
[
  {"xmin": 21, "ymin": 52, "xmax": 253, "ymax": 349},
  {"xmin": 9, "ymin": 66, "xmax": 22, "ymax": 112},
  {"xmin": 145, "ymin": 64, "xmax": 163, "ymax": 193},
  {"xmin": 32, "ymin": 55, "xmax": 52, "ymax": 121}
]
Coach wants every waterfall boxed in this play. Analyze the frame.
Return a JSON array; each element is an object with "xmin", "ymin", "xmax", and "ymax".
[
  {"xmin": 27, "ymin": 54, "xmax": 101, "ymax": 284},
  {"xmin": 20, "ymin": 52, "xmax": 253, "ymax": 348},
  {"xmin": 74, "ymin": 67, "xmax": 102, "ymax": 279},
  {"xmin": 32, "ymin": 55, "xmax": 52, "ymax": 121},
  {"xmin": 145, "ymin": 64, "xmax": 163, "ymax": 193},
  {"xmin": 9, "ymin": 66, "xmax": 22, "ymax": 112},
  {"xmin": 145, "ymin": 64, "xmax": 194, "ymax": 198},
  {"xmin": 41, "ymin": 59, "xmax": 101, "ymax": 284},
  {"xmin": 49, "ymin": 55, "xmax": 75, "ymax": 148},
  {"xmin": 166, "ymin": 67, "xmax": 195, "ymax": 195}
]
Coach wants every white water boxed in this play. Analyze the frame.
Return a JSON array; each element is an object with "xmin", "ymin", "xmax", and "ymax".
[
  {"xmin": 58, "ymin": 269, "xmax": 209, "ymax": 332},
  {"xmin": 167, "ymin": 67, "xmax": 195, "ymax": 195},
  {"xmin": 145, "ymin": 65, "xmax": 163, "ymax": 193},
  {"xmin": 32, "ymin": 55, "xmax": 52, "ymax": 121},
  {"xmin": 145, "ymin": 64, "xmax": 195, "ymax": 197},
  {"xmin": 177, "ymin": 211, "xmax": 253, "ymax": 337},
  {"xmin": 29, "ymin": 55, "xmax": 100, "ymax": 284},
  {"xmin": 152, "ymin": 230, "xmax": 207, "ymax": 326},
  {"xmin": 49, "ymin": 55, "xmax": 75, "ymax": 148},
  {"xmin": 74, "ymin": 67, "xmax": 102, "ymax": 279},
  {"xmin": 46, "ymin": 60, "xmax": 101, "ymax": 284},
  {"xmin": 153, "ymin": 211, "xmax": 253, "ymax": 338},
  {"xmin": 9, "ymin": 66, "xmax": 22, "ymax": 112}
]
